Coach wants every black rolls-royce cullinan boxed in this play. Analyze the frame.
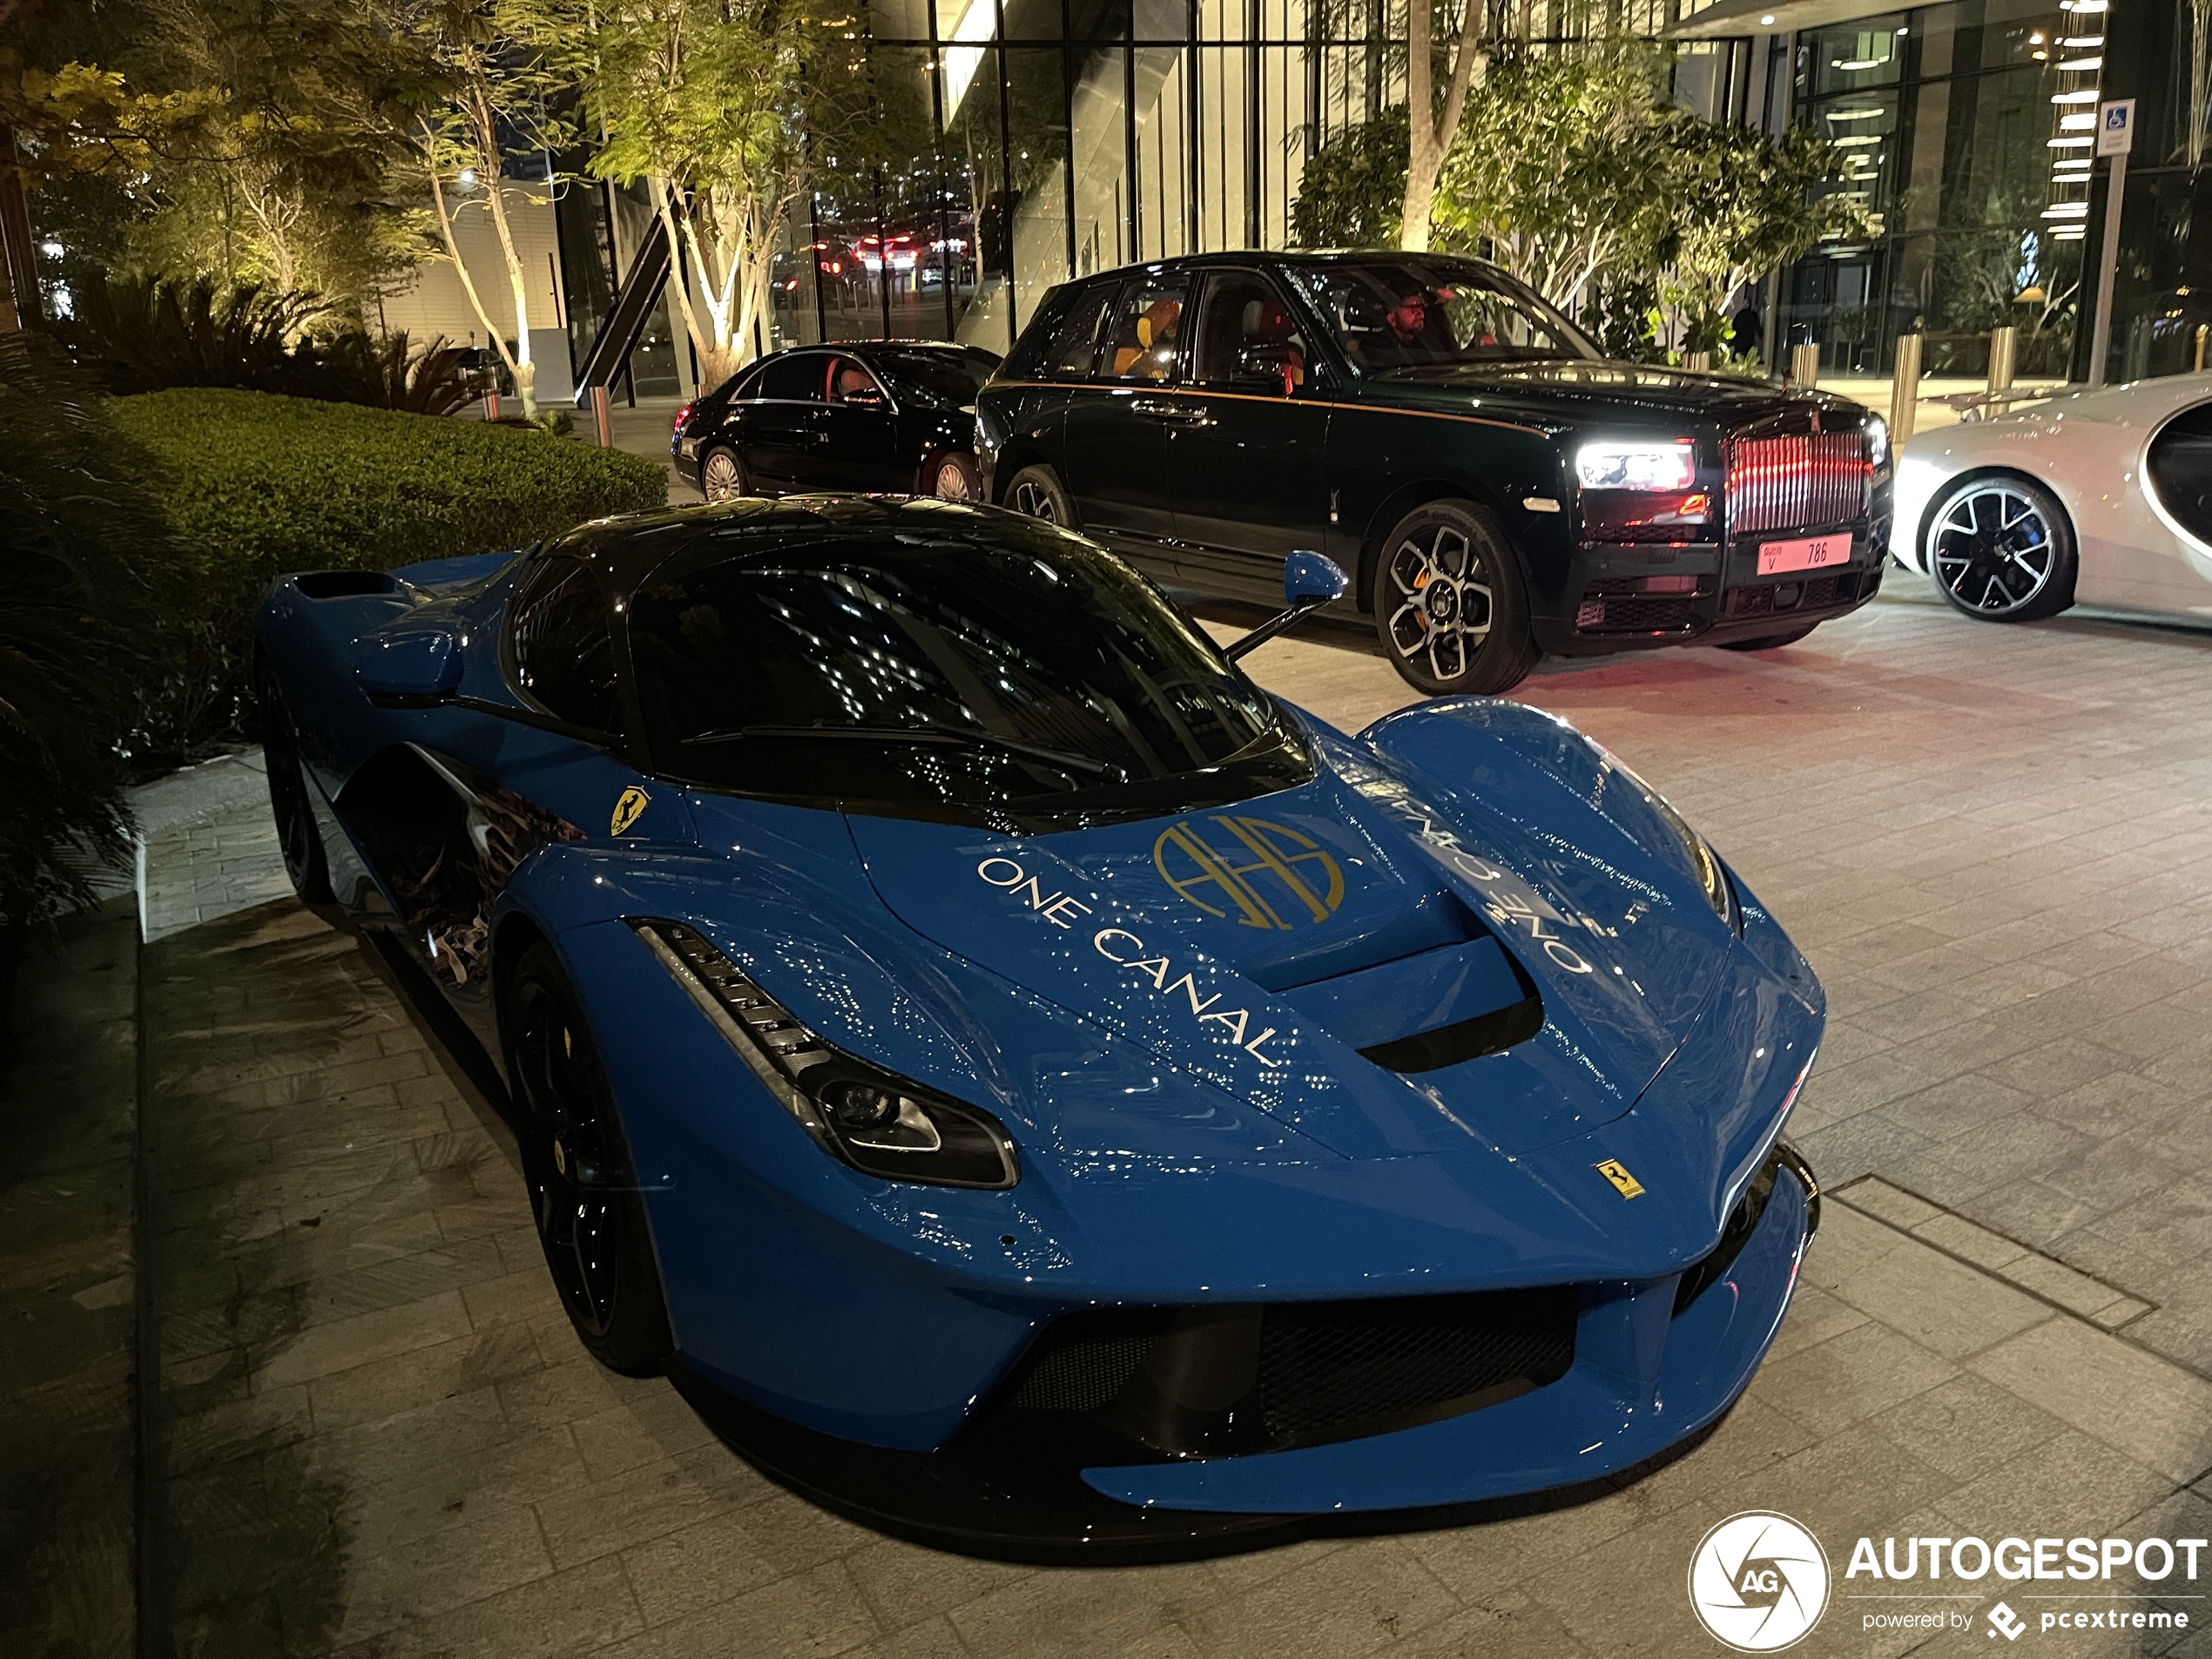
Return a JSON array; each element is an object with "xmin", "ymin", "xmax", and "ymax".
[
  {"xmin": 974, "ymin": 253, "xmax": 1892, "ymax": 695},
  {"xmin": 674, "ymin": 341, "xmax": 1001, "ymax": 503}
]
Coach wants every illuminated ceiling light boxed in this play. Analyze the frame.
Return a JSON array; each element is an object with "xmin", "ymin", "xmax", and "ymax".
[
  {"xmin": 1760, "ymin": 11, "xmax": 1775, "ymax": 21},
  {"xmin": 2052, "ymin": 89, "xmax": 2101, "ymax": 102},
  {"xmin": 2042, "ymin": 202, "xmax": 2091, "ymax": 217},
  {"xmin": 2054, "ymin": 226, "xmax": 2088, "ymax": 239},
  {"xmin": 2060, "ymin": 112, "xmax": 2098, "ymax": 127},
  {"xmin": 2061, "ymin": 35, "xmax": 2104, "ymax": 44},
  {"xmin": 2054, "ymin": 157, "xmax": 2094, "ymax": 169},
  {"xmin": 2029, "ymin": 30, "xmax": 2045, "ymax": 41},
  {"xmin": 1834, "ymin": 134, "xmax": 1882, "ymax": 145},
  {"xmin": 1834, "ymin": 57, "xmax": 1884, "ymax": 69},
  {"xmin": 2060, "ymin": 55, "xmax": 2103, "ymax": 69},
  {"xmin": 2061, "ymin": 0, "xmax": 2108, "ymax": 10},
  {"xmin": 1825, "ymin": 106, "xmax": 1885, "ymax": 119}
]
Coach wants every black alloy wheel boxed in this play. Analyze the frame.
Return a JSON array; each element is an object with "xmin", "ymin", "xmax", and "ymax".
[
  {"xmin": 505, "ymin": 941, "xmax": 674, "ymax": 1376},
  {"xmin": 930, "ymin": 451, "xmax": 983, "ymax": 502},
  {"xmin": 1717, "ymin": 624, "xmax": 1820, "ymax": 652},
  {"xmin": 1925, "ymin": 475, "xmax": 2077, "ymax": 623},
  {"xmin": 699, "ymin": 446, "xmax": 749, "ymax": 502},
  {"xmin": 1371, "ymin": 501, "xmax": 1541, "ymax": 695},
  {"xmin": 1005, "ymin": 463, "xmax": 1076, "ymax": 527},
  {"xmin": 257, "ymin": 662, "xmax": 334, "ymax": 904}
]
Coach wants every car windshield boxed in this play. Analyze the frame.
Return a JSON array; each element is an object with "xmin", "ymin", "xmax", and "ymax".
[
  {"xmin": 1285, "ymin": 258, "xmax": 1601, "ymax": 375},
  {"xmin": 871, "ymin": 347, "xmax": 1000, "ymax": 409},
  {"xmin": 624, "ymin": 510, "xmax": 1311, "ymax": 828}
]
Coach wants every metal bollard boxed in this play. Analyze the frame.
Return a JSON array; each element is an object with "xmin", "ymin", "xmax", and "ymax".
[
  {"xmin": 1891, "ymin": 333, "xmax": 1922, "ymax": 445},
  {"xmin": 2196, "ymin": 324, "xmax": 2208, "ymax": 373},
  {"xmin": 1683, "ymin": 350, "xmax": 1712, "ymax": 373},
  {"xmin": 590, "ymin": 383, "xmax": 613, "ymax": 447},
  {"xmin": 482, "ymin": 390, "xmax": 502, "ymax": 421},
  {"xmin": 1986, "ymin": 325, "xmax": 2016, "ymax": 399},
  {"xmin": 1788, "ymin": 341, "xmax": 1820, "ymax": 388}
]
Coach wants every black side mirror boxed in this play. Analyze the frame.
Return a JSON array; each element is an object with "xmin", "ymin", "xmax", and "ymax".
[
  {"xmin": 1234, "ymin": 342, "xmax": 1294, "ymax": 390},
  {"xmin": 1224, "ymin": 550, "xmax": 1348, "ymax": 661}
]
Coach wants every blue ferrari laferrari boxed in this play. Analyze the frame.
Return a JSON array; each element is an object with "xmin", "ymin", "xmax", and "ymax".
[{"xmin": 253, "ymin": 496, "xmax": 1820, "ymax": 1555}]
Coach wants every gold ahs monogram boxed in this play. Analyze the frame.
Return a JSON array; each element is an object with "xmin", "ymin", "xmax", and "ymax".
[
  {"xmin": 610, "ymin": 786, "xmax": 650, "ymax": 837},
  {"xmin": 1595, "ymin": 1159, "xmax": 1645, "ymax": 1199},
  {"xmin": 1154, "ymin": 816, "xmax": 1345, "ymax": 930}
]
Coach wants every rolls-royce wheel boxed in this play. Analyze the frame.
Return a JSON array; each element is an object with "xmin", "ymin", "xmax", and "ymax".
[
  {"xmin": 1371, "ymin": 501, "xmax": 1541, "ymax": 695},
  {"xmin": 1005, "ymin": 463, "xmax": 1076, "ymax": 527},
  {"xmin": 929, "ymin": 451, "xmax": 983, "ymax": 502},
  {"xmin": 1717, "ymin": 624, "xmax": 1819, "ymax": 651},
  {"xmin": 504, "ymin": 941, "xmax": 674, "ymax": 1377},
  {"xmin": 699, "ymin": 445, "xmax": 749, "ymax": 502},
  {"xmin": 1925, "ymin": 474, "xmax": 2076, "ymax": 622},
  {"xmin": 256, "ymin": 662, "xmax": 333, "ymax": 905}
]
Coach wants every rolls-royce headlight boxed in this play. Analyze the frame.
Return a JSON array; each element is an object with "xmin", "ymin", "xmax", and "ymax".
[
  {"xmin": 631, "ymin": 918, "xmax": 1020, "ymax": 1189},
  {"xmin": 1575, "ymin": 439, "xmax": 1696, "ymax": 492},
  {"xmin": 1866, "ymin": 416, "xmax": 1890, "ymax": 470}
]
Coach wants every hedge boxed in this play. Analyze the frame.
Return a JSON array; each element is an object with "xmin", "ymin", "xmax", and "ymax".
[
  {"xmin": 108, "ymin": 388, "xmax": 666, "ymax": 608},
  {"xmin": 104, "ymin": 388, "xmax": 669, "ymax": 754}
]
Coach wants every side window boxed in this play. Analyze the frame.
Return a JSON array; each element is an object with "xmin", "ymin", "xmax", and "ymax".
[
  {"xmin": 510, "ymin": 555, "xmax": 620, "ymax": 732},
  {"xmin": 725, "ymin": 364, "xmax": 767, "ymax": 401},
  {"xmin": 758, "ymin": 354, "xmax": 827, "ymax": 401},
  {"xmin": 1042, "ymin": 284, "xmax": 1117, "ymax": 379},
  {"xmin": 1191, "ymin": 273, "xmax": 1312, "ymax": 395},
  {"xmin": 1099, "ymin": 276, "xmax": 1191, "ymax": 382}
]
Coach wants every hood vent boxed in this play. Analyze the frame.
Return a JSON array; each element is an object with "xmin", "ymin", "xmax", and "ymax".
[{"xmin": 1280, "ymin": 934, "xmax": 1542, "ymax": 1074}]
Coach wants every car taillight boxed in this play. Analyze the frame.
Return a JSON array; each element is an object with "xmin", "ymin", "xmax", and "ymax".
[{"xmin": 672, "ymin": 403, "xmax": 691, "ymax": 432}]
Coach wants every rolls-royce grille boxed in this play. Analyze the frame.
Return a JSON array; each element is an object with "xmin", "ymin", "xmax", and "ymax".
[
  {"xmin": 1003, "ymin": 1288, "xmax": 1577, "ymax": 1457},
  {"xmin": 1727, "ymin": 433, "xmax": 1867, "ymax": 536}
]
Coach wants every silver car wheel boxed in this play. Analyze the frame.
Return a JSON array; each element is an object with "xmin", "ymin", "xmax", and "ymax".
[
  {"xmin": 1928, "ymin": 483, "xmax": 2056, "ymax": 615},
  {"xmin": 934, "ymin": 458, "xmax": 977, "ymax": 501},
  {"xmin": 1011, "ymin": 479, "xmax": 1057, "ymax": 521},
  {"xmin": 701, "ymin": 449, "xmax": 745, "ymax": 502},
  {"xmin": 1385, "ymin": 523, "xmax": 1494, "ymax": 685}
]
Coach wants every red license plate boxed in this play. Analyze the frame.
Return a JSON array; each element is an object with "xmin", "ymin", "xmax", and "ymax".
[{"xmin": 1757, "ymin": 533, "xmax": 1851, "ymax": 576}]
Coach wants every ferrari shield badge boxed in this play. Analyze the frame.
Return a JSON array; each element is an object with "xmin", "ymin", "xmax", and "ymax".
[
  {"xmin": 1595, "ymin": 1159, "xmax": 1645, "ymax": 1199},
  {"xmin": 610, "ymin": 786, "xmax": 650, "ymax": 837}
]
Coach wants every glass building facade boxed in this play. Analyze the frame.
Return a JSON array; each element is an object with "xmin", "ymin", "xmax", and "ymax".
[{"xmin": 565, "ymin": 0, "xmax": 2208, "ymax": 394}]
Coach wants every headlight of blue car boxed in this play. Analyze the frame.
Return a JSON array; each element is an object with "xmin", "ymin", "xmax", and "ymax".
[{"xmin": 631, "ymin": 918, "xmax": 1021, "ymax": 1190}]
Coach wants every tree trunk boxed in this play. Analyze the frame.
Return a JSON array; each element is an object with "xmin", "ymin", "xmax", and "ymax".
[
  {"xmin": 480, "ymin": 176, "xmax": 538, "ymax": 418},
  {"xmin": 1398, "ymin": 3, "xmax": 1486, "ymax": 255}
]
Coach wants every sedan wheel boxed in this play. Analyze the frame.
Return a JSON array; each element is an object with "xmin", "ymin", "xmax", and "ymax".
[
  {"xmin": 1372, "ymin": 502, "xmax": 1540, "ymax": 695},
  {"xmin": 1925, "ymin": 475, "xmax": 2076, "ymax": 623},
  {"xmin": 931, "ymin": 452, "xmax": 982, "ymax": 502},
  {"xmin": 700, "ymin": 447, "xmax": 748, "ymax": 502},
  {"xmin": 506, "ymin": 943, "xmax": 672, "ymax": 1376}
]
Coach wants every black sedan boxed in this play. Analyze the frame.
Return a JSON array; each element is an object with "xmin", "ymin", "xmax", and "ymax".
[
  {"xmin": 974, "ymin": 253, "xmax": 1891, "ymax": 695},
  {"xmin": 674, "ymin": 341, "xmax": 1001, "ymax": 503}
]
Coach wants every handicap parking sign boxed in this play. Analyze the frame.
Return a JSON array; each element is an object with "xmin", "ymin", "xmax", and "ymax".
[{"xmin": 2099, "ymin": 98, "xmax": 2136, "ymax": 156}]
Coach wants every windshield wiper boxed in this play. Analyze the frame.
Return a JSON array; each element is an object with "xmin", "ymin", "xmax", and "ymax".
[{"xmin": 682, "ymin": 722, "xmax": 1129, "ymax": 782}]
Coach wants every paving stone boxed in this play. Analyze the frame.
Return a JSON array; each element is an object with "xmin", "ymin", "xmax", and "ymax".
[{"xmin": 1966, "ymin": 1318, "xmax": 2212, "ymax": 1485}]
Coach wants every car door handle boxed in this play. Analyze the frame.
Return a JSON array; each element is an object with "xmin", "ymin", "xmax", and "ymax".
[{"xmin": 1131, "ymin": 398, "xmax": 1211, "ymax": 426}]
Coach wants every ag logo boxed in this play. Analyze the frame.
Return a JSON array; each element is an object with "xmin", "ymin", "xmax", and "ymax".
[
  {"xmin": 1154, "ymin": 816, "xmax": 1344, "ymax": 931},
  {"xmin": 610, "ymin": 786, "xmax": 650, "ymax": 836},
  {"xmin": 1688, "ymin": 1511, "xmax": 1830, "ymax": 1652}
]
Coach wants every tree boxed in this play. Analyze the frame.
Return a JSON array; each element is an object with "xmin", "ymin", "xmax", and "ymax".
[
  {"xmin": 408, "ymin": 0, "xmax": 577, "ymax": 415},
  {"xmin": 1650, "ymin": 119, "xmax": 1870, "ymax": 355},
  {"xmin": 1290, "ymin": 108, "xmax": 1407, "ymax": 251},
  {"xmin": 585, "ymin": 0, "xmax": 845, "ymax": 387},
  {"xmin": 1432, "ymin": 44, "xmax": 1676, "ymax": 313},
  {"xmin": 1401, "ymin": 0, "xmax": 1486, "ymax": 253}
]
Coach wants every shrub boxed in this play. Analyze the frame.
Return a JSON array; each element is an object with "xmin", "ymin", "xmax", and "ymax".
[
  {"xmin": 316, "ymin": 330, "xmax": 475, "ymax": 416},
  {"xmin": 0, "ymin": 334, "xmax": 175, "ymax": 960},
  {"xmin": 66, "ymin": 276, "xmax": 329, "ymax": 397},
  {"xmin": 105, "ymin": 388, "xmax": 667, "ymax": 755}
]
